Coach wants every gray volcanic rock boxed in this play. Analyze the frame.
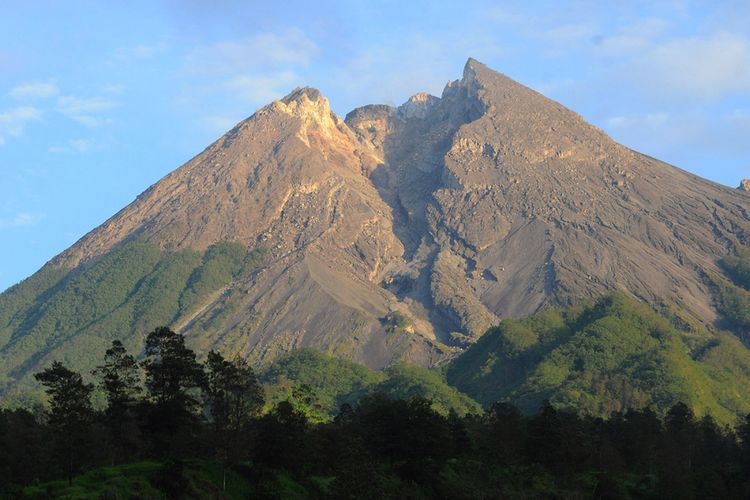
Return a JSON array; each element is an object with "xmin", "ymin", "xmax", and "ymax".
[
  {"xmin": 1, "ymin": 59, "xmax": 748, "ymax": 386},
  {"xmin": 347, "ymin": 58, "xmax": 749, "ymax": 335}
]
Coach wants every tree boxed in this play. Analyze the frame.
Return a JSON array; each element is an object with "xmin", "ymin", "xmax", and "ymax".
[
  {"xmin": 140, "ymin": 327, "xmax": 205, "ymax": 457},
  {"xmin": 205, "ymin": 350, "xmax": 264, "ymax": 490},
  {"xmin": 92, "ymin": 340, "xmax": 142, "ymax": 463},
  {"xmin": 255, "ymin": 401, "xmax": 309, "ymax": 472},
  {"xmin": 34, "ymin": 361, "xmax": 94, "ymax": 486}
]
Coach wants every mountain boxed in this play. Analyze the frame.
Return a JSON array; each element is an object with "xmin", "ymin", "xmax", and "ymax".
[
  {"xmin": 0, "ymin": 58, "xmax": 748, "ymax": 398},
  {"xmin": 447, "ymin": 292, "xmax": 750, "ymax": 423}
]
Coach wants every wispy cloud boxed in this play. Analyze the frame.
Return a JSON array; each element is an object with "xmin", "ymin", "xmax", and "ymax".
[
  {"xmin": 593, "ymin": 18, "xmax": 670, "ymax": 56},
  {"xmin": 0, "ymin": 106, "xmax": 42, "ymax": 145},
  {"xmin": 114, "ymin": 42, "xmax": 169, "ymax": 60},
  {"xmin": 49, "ymin": 137, "xmax": 98, "ymax": 154},
  {"xmin": 203, "ymin": 114, "xmax": 244, "ymax": 135},
  {"xmin": 0, "ymin": 212, "xmax": 45, "ymax": 229},
  {"xmin": 9, "ymin": 82, "xmax": 59, "ymax": 100},
  {"xmin": 636, "ymin": 32, "xmax": 750, "ymax": 101},
  {"xmin": 541, "ymin": 23, "xmax": 597, "ymax": 46},
  {"xmin": 184, "ymin": 29, "xmax": 318, "ymax": 76},
  {"xmin": 178, "ymin": 29, "xmax": 317, "ymax": 128},
  {"xmin": 330, "ymin": 33, "xmax": 506, "ymax": 109},
  {"xmin": 57, "ymin": 95, "xmax": 116, "ymax": 127},
  {"xmin": 57, "ymin": 95, "xmax": 116, "ymax": 115},
  {"xmin": 607, "ymin": 112, "xmax": 670, "ymax": 129},
  {"xmin": 225, "ymin": 71, "xmax": 299, "ymax": 104}
]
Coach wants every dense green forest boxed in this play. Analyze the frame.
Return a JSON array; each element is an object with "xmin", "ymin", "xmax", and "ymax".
[
  {"xmin": 713, "ymin": 248, "xmax": 750, "ymax": 336},
  {"xmin": 3, "ymin": 326, "xmax": 750, "ymax": 499},
  {"xmin": 262, "ymin": 349, "xmax": 480, "ymax": 421},
  {"xmin": 448, "ymin": 292, "xmax": 750, "ymax": 424},
  {"xmin": 0, "ymin": 239, "xmax": 266, "ymax": 398}
]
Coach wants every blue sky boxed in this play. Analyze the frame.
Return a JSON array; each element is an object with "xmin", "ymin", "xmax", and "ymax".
[{"xmin": 1, "ymin": 0, "xmax": 749, "ymax": 292}]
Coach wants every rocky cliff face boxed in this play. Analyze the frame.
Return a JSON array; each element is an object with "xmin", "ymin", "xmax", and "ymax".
[
  {"xmin": 1, "ymin": 59, "xmax": 748, "ymax": 387},
  {"xmin": 348, "ymin": 59, "xmax": 749, "ymax": 339}
]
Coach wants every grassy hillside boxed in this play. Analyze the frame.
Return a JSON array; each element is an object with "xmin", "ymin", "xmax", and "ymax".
[
  {"xmin": 0, "ymin": 238, "xmax": 265, "ymax": 397},
  {"xmin": 262, "ymin": 348, "xmax": 481, "ymax": 421},
  {"xmin": 446, "ymin": 292, "xmax": 750, "ymax": 424}
]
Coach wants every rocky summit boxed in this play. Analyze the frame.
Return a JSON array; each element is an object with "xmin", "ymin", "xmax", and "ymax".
[{"xmin": 0, "ymin": 58, "xmax": 748, "ymax": 393}]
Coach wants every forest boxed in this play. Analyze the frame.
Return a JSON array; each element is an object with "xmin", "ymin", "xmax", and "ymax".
[{"xmin": 2, "ymin": 326, "xmax": 750, "ymax": 499}]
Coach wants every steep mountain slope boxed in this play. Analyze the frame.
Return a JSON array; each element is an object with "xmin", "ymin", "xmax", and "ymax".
[
  {"xmin": 0, "ymin": 59, "xmax": 748, "ymax": 396},
  {"xmin": 446, "ymin": 292, "xmax": 750, "ymax": 424},
  {"xmin": 347, "ymin": 59, "xmax": 749, "ymax": 339}
]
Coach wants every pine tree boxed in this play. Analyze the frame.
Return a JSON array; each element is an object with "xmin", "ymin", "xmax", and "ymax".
[
  {"xmin": 92, "ymin": 340, "xmax": 142, "ymax": 463},
  {"xmin": 140, "ymin": 327, "xmax": 205, "ymax": 457},
  {"xmin": 34, "ymin": 361, "xmax": 94, "ymax": 486},
  {"xmin": 205, "ymin": 350, "xmax": 264, "ymax": 490}
]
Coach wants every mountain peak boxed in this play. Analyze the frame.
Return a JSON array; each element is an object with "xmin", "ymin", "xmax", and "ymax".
[
  {"xmin": 463, "ymin": 57, "xmax": 485, "ymax": 78},
  {"xmin": 267, "ymin": 86, "xmax": 354, "ymax": 150},
  {"xmin": 274, "ymin": 86, "xmax": 333, "ymax": 119},
  {"xmin": 4, "ymin": 57, "xmax": 749, "ymax": 398},
  {"xmin": 398, "ymin": 92, "xmax": 440, "ymax": 119},
  {"xmin": 281, "ymin": 86, "xmax": 324, "ymax": 105}
]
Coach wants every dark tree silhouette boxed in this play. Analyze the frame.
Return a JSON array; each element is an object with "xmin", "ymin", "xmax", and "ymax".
[
  {"xmin": 93, "ymin": 340, "xmax": 142, "ymax": 463},
  {"xmin": 34, "ymin": 361, "xmax": 94, "ymax": 486},
  {"xmin": 140, "ymin": 327, "xmax": 205, "ymax": 457},
  {"xmin": 205, "ymin": 350, "xmax": 264, "ymax": 490}
]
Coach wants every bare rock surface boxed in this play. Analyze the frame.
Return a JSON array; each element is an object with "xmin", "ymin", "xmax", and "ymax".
[{"xmin": 18, "ymin": 59, "xmax": 750, "ymax": 368}]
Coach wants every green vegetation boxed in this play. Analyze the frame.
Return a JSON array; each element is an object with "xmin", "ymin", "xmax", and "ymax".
[
  {"xmin": 720, "ymin": 248, "xmax": 750, "ymax": 290},
  {"xmin": 711, "ymin": 248, "xmax": 750, "ymax": 335},
  {"xmin": 20, "ymin": 460, "xmax": 259, "ymax": 499},
  {"xmin": 383, "ymin": 311, "xmax": 414, "ymax": 333},
  {"xmin": 377, "ymin": 363, "xmax": 482, "ymax": 415},
  {"xmin": 712, "ymin": 277, "xmax": 750, "ymax": 332},
  {"xmin": 447, "ymin": 292, "xmax": 750, "ymax": 424},
  {"xmin": 0, "ymin": 239, "xmax": 265, "ymax": 396},
  {"xmin": 178, "ymin": 241, "xmax": 248, "ymax": 318},
  {"xmin": 262, "ymin": 348, "xmax": 383, "ymax": 421},
  {"xmin": 261, "ymin": 349, "xmax": 480, "ymax": 422},
  {"xmin": 3, "ymin": 326, "xmax": 750, "ymax": 498}
]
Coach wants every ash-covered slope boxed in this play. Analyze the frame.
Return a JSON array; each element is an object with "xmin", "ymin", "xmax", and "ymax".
[
  {"xmin": 347, "ymin": 58, "xmax": 749, "ymax": 341},
  {"xmin": 0, "ymin": 59, "xmax": 748, "ymax": 394}
]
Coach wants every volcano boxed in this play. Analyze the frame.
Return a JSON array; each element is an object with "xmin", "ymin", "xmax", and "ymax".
[{"xmin": 0, "ymin": 59, "xmax": 747, "ymax": 394}]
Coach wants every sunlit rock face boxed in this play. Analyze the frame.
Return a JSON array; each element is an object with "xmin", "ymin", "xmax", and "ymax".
[{"xmin": 1, "ymin": 59, "xmax": 748, "ymax": 389}]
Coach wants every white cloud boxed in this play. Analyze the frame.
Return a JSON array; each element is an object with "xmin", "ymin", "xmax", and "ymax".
[
  {"xmin": 9, "ymin": 82, "xmax": 59, "ymax": 100},
  {"xmin": 114, "ymin": 42, "xmax": 169, "ymax": 60},
  {"xmin": 204, "ymin": 114, "xmax": 244, "ymax": 134},
  {"xmin": 13, "ymin": 212, "xmax": 44, "ymax": 226},
  {"xmin": 639, "ymin": 32, "xmax": 750, "ymax": 100},
  {"xmin": 0, "ymin": 106, "xmax": 42, "ymax": 145},
  {"xmin": 330, "ymin": 34, "xmax": 506, "ymax": 109},
  {"xmin": 607, "ymin": 112, "xmax": 670, "ymax": 129},
  {"xmin": 225, "ymin": 71, "xmax": 299, "ymax": 104},
  {"xmin": 594, "ymin": 18, "xmax": 670, "ymax": 56},
  {"xmin": 57, "ymin": 95, "xmax": 116, "ymax": 115},
  {"xmin": 70, "ymin": 115, "xmax": 113, "ymax": 127},
  {"xmin": 541, "ymin": 23, "xmax": 597, "ymax": 45},
  {"xmin": 69, "ymin": 138, "xmax": 94, "ymax": 153},
  {"xmin": 482, "ymin": 6, "xmax": 527, "ymax": 25},
  {"xmin": 49, "ymin": 138, "xmax": 98, "ymax": 154},
  {"xmin": 57, "ymin": 95, "xmax": 116, "ymax": 127},
  {"xmin": 184, "ymin": 29, "xmax": 318, "ymax": 76},
  {"xmin": 0, "ymin": 212, "xmax": 45, "ymax": 229}
]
